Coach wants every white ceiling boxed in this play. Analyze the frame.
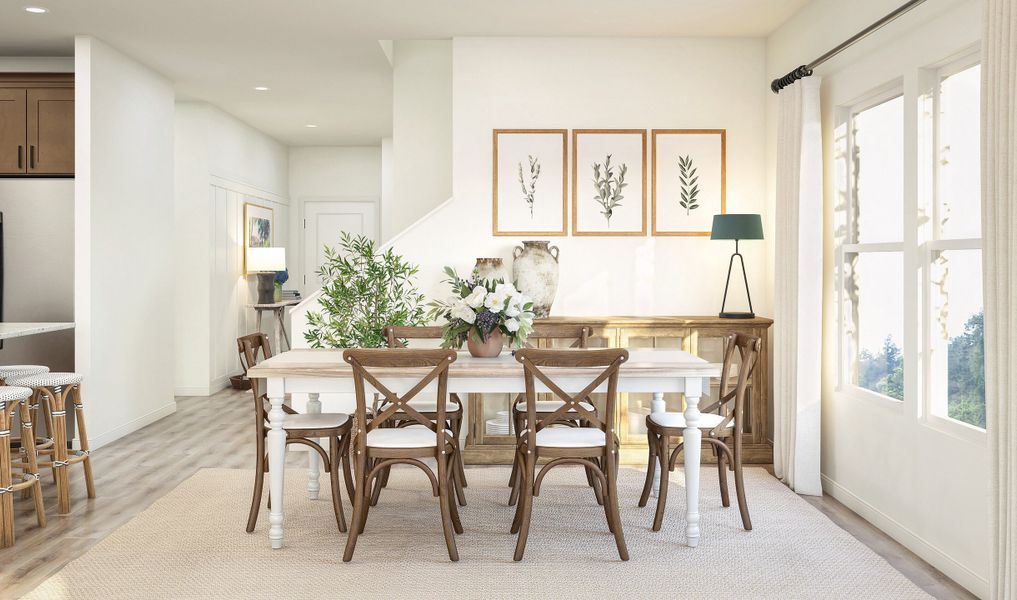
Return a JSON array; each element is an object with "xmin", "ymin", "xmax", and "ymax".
[{"xmin": 0, "ymin": 0, "xmax": 810, "ymax": 146}]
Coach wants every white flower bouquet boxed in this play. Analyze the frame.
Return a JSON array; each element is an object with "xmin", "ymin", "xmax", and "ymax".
[{"xmin": 427, "ymin": 267, "xmax": 535, "ymax": 350}]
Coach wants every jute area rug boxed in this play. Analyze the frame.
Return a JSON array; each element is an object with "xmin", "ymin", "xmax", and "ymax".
[{"xmin": 25, "ymin": 466, "xmax": 929, "ymax": 599}]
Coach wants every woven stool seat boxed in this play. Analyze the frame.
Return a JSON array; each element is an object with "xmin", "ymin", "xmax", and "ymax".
[
  {"xmin": 0, "ymin": 366, "xmax": 49, "ymax": 382},
  {"xmin": 6, "ymin": 372, "xmax": 83, "ymax": 388},
  {"xmin": 0, "ymin": 386, "xmax": 33, "ymax": 403}
]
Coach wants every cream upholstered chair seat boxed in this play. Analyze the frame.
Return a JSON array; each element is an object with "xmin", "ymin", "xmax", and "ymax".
[
  {"xmin": 513, "ymin": 400, "xmax": 595, "ymax": 414},
  {"xmin": 647, "ymin": 412, "xmax": 727, "ymax": 429},
  {"xmin": 0, "ymin": 365, "xmax": 49, "ymax": 383},
  {"xmin": 398, "ymin": 398, "xmax": 462, "ymax": 413},
  {"xmin": 263, "ymin": 413, "xmax": 351, "ymax": 430},
  {"xmin": 534, "ymin": 427, "xmax": 606, "ymax": 448},
  {"xmin": 6, "ymin": 372, "xmax": 83, "ymax": 388},
  {"xmin": 366, "ymin": 424, "xmax": 455, "ymax": 449}
]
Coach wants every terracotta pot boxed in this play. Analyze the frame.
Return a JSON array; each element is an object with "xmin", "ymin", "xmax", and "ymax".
[{"xmin": 467, "ymin": 329, "xmax": 504, "ymax": 358}]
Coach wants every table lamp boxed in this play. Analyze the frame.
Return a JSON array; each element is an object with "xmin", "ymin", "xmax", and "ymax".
[
  {"xmin": 247, "ymin": 247, "xmax": 286, "ymax": 304},
  {"xmin": 710, "ymin": 214, "xmax": 763, "ymax": 319}
]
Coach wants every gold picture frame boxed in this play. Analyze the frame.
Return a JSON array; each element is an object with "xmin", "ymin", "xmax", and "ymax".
[
  {"xmin": 651, "ymin": 129, "xmax": 726, "ymax": 236},
  {"xmin": 492, "ymin": 129, "xmax": 568, "ymax": 236},
  {"xmin": 243, "ymin": 201, "xmax": 274, "ymax": 275},
  {"xmin": 571, "ymin": 129, "xmax": 647, "ymax": 236}
]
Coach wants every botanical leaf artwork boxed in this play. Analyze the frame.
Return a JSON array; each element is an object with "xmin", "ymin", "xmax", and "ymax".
[
  {"xmin": 517, "ymin": 155, "xmax": 541, "ymax": 217},
  {"xmin": 592, "ymin": 154, "xmax": 628, "ymax": 226},
  {"xmin": 678, "ymin": 154, "xmax": 700, "ymax": 216}
]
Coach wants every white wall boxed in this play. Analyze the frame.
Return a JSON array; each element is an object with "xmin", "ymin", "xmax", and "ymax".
[
  {"xmin": 390, "ymin": 40, "xmax": 452, "ymax": 242},
  {"xmin": 0, "ymin": 57, "xmax": 74, "ymax": 371},
  {"xmin": 287, "ymin": 146, "xmax": 382, "ymax": 292},
  {"xmin": 767, "ymin": 1, "xmax": 988, "ymax": 595},
  {"xmin": 388, "ymin": 37, "xmax": 768, "ymax": 318},
  {"xmin": 75, "ymin": 36, "xmax": 176, "ymax": 447},
  {"xmin": 174, "ymin": 102, "xmax": 289, "ymax": 395}
]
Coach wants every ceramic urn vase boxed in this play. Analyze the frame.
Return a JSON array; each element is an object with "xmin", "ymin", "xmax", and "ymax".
[
  {"xmin": 473, "ymin": 257, "xmax": 510, "ymax": 283},
  {"xmin": 512, "ymin": 240, "xmax": 560, "ymax": 318}
]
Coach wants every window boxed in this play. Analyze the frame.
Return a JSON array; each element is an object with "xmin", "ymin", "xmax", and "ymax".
[
  {"xmin": 835, "ymin": 52, "xmax": 985, "ymax": 435},
  {"xmin": 837, "ymin": 90, "xmax": 906, "ymax": 401},
  {"xmin": 925, "ymin": 60, "xmax": 984, "ymax": 430}
]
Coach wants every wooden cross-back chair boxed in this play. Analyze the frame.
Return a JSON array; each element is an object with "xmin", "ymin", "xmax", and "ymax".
[
  {"xmin": 342, "ymin": 348, "xmax": 463, "ymax": 562},
  {"xmin": 638, "ymin": 332, "xmax": 761, "ymax": 532},
  {"xmin": 508, "ymin": 325, "xmax": 597, "ymax": 506},
  {"xmin": 236, "ymin": 333, "xmax": 354, "ymax": 535},
  {"xmin": 381, "ymin": 325, "xmax": 467, "ymax": 506},
  {"xmin": 511, "ymin": 348, "xmax": 629, "ymax": 561}
]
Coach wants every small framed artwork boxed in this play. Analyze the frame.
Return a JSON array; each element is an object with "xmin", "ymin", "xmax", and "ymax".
[
  {"xmin": 243, "ymin": 201, "xmax": 273, "ymax": 275},
  {"xmin": 492, "ymin": 129, "xmax": 568, "ymax": 236},
  {"xmin": 572, "ymin": 129, "xmax": 647, "ymax": 236},
  {"xmin": 651, "ymin": 129, "xmax": 726, "ymax": 236}
]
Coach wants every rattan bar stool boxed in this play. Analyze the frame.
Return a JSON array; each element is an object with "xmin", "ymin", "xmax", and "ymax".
[
  {"xmin": 0, "ymin": 366, "xmax": 55, "ymax": 470},
  {"xmin": 6, "ymin": 372, "xmax": 94, "ymax": 514},
  {"xmin": 0, "ymin": 385, "xmax": 46, "ymax": 547}
]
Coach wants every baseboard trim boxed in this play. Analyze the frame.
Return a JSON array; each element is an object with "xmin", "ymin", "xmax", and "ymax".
[
  {"xmin": 821, "ymin": 474, "xmax": 988, "ymax": 598},
  {"xmin": 175, "ymin": 378, "xmax": 231, "ymax": 398},
  {"xmin": 89, "ymin": 401, "xmax": 177, "ymax": 450}
]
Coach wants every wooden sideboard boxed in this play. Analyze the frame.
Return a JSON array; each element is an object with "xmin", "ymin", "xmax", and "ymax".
[{"xmin": 462, "ymin": 315, "xmax": 774, "ymax": 465}]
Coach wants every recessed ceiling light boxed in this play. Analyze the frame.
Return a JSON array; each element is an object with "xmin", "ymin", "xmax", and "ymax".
[
  {"xmin": 24, "ymin": 6, "xmax": 48, "ymax": 13},
  {"xmin": 305, "ymin": 124, "xmax": 318, "ymax": 128},
  {"xmin": 253, "ymin": 86, "xmax": 270, "ymax": 91}
]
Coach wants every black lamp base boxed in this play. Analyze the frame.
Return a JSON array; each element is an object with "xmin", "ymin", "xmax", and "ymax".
[
  {"xmin": 719, "ymin": 311, "xmax": 756, "ymax": 319},
  {"xmin": 256, "ymin": 272, "xmax": 276, "ymax": 304}
]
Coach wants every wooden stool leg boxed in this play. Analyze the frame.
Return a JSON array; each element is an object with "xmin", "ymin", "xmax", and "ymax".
[
  {"xmin": 733, "ymin": 437, "xmax": 752, "ymax": 531},
  {"xmin": 342, "ymin": 452, "xmax": 367, "ymax": 562},
  {"xmin": 716, "ymin": 441, "xmax": 731, "ymax": 508},
  {"xmin": 606, "ymin": 443, "xmax": 629, "ymax": 560},
  {"xmin": 639, "ymin": 427, "xmax": 657, "ymax": 507},
  {"xmin": 72, "ymin": 386, "xmax": 95, "ymax": 499},
  {"xmin": 48, "ymin": 388, "xmax": 71, "ymax": 514},
  {"xmin": 328, "ymin": 435, "xmax": 347, "ymax": 533},
  {"xmin": 436, "ymin": 451, "xmax": 459, "ymax": 561},
  {"xmin": 652, "ymin": 434, "xmax": 670, "ymax": 532},
  {"xmin": 512, "ymin": 451, "xmax": 536, "ymax": 561},
  {"xmin": 18, "ymin": 400, "xmax": 46, "ymax": 528},
  {"xmin": 1, "ymin": 403, "xmax": 14, "ymax": 548}
]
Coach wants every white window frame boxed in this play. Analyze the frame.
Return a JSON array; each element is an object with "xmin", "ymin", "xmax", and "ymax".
[
  {"xmin": 917, "ymin": 49, "xmax": 986, "ymax": 442},
  {"xmin": 835, "ymin": 82, "xmax": 907, "ymax": 407}
]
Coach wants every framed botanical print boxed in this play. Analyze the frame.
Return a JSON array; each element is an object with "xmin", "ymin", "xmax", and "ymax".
[
  {"xmin": 243, "ymin": 201, "xmax": 273, "ymax": 275},
  {"xmin": 572, "ymin": 129, "xmax": 647, "ymax": 236},
  {"xmin": 492, "ymin": 129, "xmax": 568, "ymax": 236},
  {"xmin": 651, "ymin": 129, "xmax": 726, "ymax": 236}
]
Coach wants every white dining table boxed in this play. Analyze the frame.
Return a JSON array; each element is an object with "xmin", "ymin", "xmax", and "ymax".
[{"xmin": 247, "ymin": 347, "xmax": 721, "ymax": 551}]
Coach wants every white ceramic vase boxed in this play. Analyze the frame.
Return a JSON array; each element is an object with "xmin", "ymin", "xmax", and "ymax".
[
  {"xmin": 512, "ymin": 240, "xmax": 559, "ymax": 318},
  {"xmin": 473, "ymin": 257, "xmax": 510, "ymax": 283}
]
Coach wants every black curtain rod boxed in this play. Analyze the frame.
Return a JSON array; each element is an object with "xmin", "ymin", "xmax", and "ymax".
[{"xmin": 770, "ymin": 0, "xmax": 929, "ymax": 93}]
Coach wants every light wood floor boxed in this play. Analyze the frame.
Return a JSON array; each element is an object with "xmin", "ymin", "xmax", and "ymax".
[{"xmin": 0, "ymin": 388, "xmax": 976, "ymax": 599}]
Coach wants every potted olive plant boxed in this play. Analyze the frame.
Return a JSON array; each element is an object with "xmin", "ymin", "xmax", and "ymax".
[{"xmin": 304, "ymin": 232, "xmax": 426, "ymax": 348}]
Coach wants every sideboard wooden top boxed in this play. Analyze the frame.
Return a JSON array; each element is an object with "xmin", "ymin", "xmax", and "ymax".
[{"xmin": 535, "ymin": 315, "xmax": 774, "ymax": 327}]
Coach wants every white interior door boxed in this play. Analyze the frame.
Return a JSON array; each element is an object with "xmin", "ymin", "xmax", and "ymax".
[{"xmin": 302, "ymin": 199, "xmax": 378, "ymax": 293}]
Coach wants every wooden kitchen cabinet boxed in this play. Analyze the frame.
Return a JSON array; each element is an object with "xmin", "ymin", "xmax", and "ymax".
[
  {"xmin": 0, "ymin": 74, "xmax": 74, "ymax": 177},
  {"xmin": 0, "ymin": 88, "xmax": 27, "ymax": 174}
]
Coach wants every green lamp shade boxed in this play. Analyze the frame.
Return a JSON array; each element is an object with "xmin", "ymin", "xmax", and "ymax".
[{"xmin": 710, "ymin": 214, "xmax": 764, "ymax": 240}]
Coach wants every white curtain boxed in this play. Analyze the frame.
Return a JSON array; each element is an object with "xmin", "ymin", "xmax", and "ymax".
[
  {"xmin": 773, "ymin": 76, "xmax": 823, "ymax": 496},
  {"xmin": 983, "ymin": 1, "xmax": 1017, "ymax": 597}
]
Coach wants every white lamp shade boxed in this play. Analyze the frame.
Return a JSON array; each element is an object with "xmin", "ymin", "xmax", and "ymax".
[{"xmin": 247, "ymin": 247, "xmax": 286, "ymax": 273}]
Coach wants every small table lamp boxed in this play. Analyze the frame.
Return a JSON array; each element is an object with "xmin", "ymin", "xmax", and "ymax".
[
  {"xmin": 710, "ymin": 214, "xmax": 763, "ymax": 319},
  {"xmin": 247, "ymin": 247, "xmax": 286, "ymax": 304}
]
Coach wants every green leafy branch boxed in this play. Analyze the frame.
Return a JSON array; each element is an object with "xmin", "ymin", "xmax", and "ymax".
[
  {"xmin": 678, "ymin": 154, "xmax": 699, "ymax": 216},
  {"xmin": 592, "ymin": 154, "xmax": 627, "ymax": 226},
  {"xmin": 304, "ymin": 232, "xmax": 426, "ymax": 349},
  {"xmin": 517, "ymin": 155, "xmax": 541, "ymax": 217}
]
